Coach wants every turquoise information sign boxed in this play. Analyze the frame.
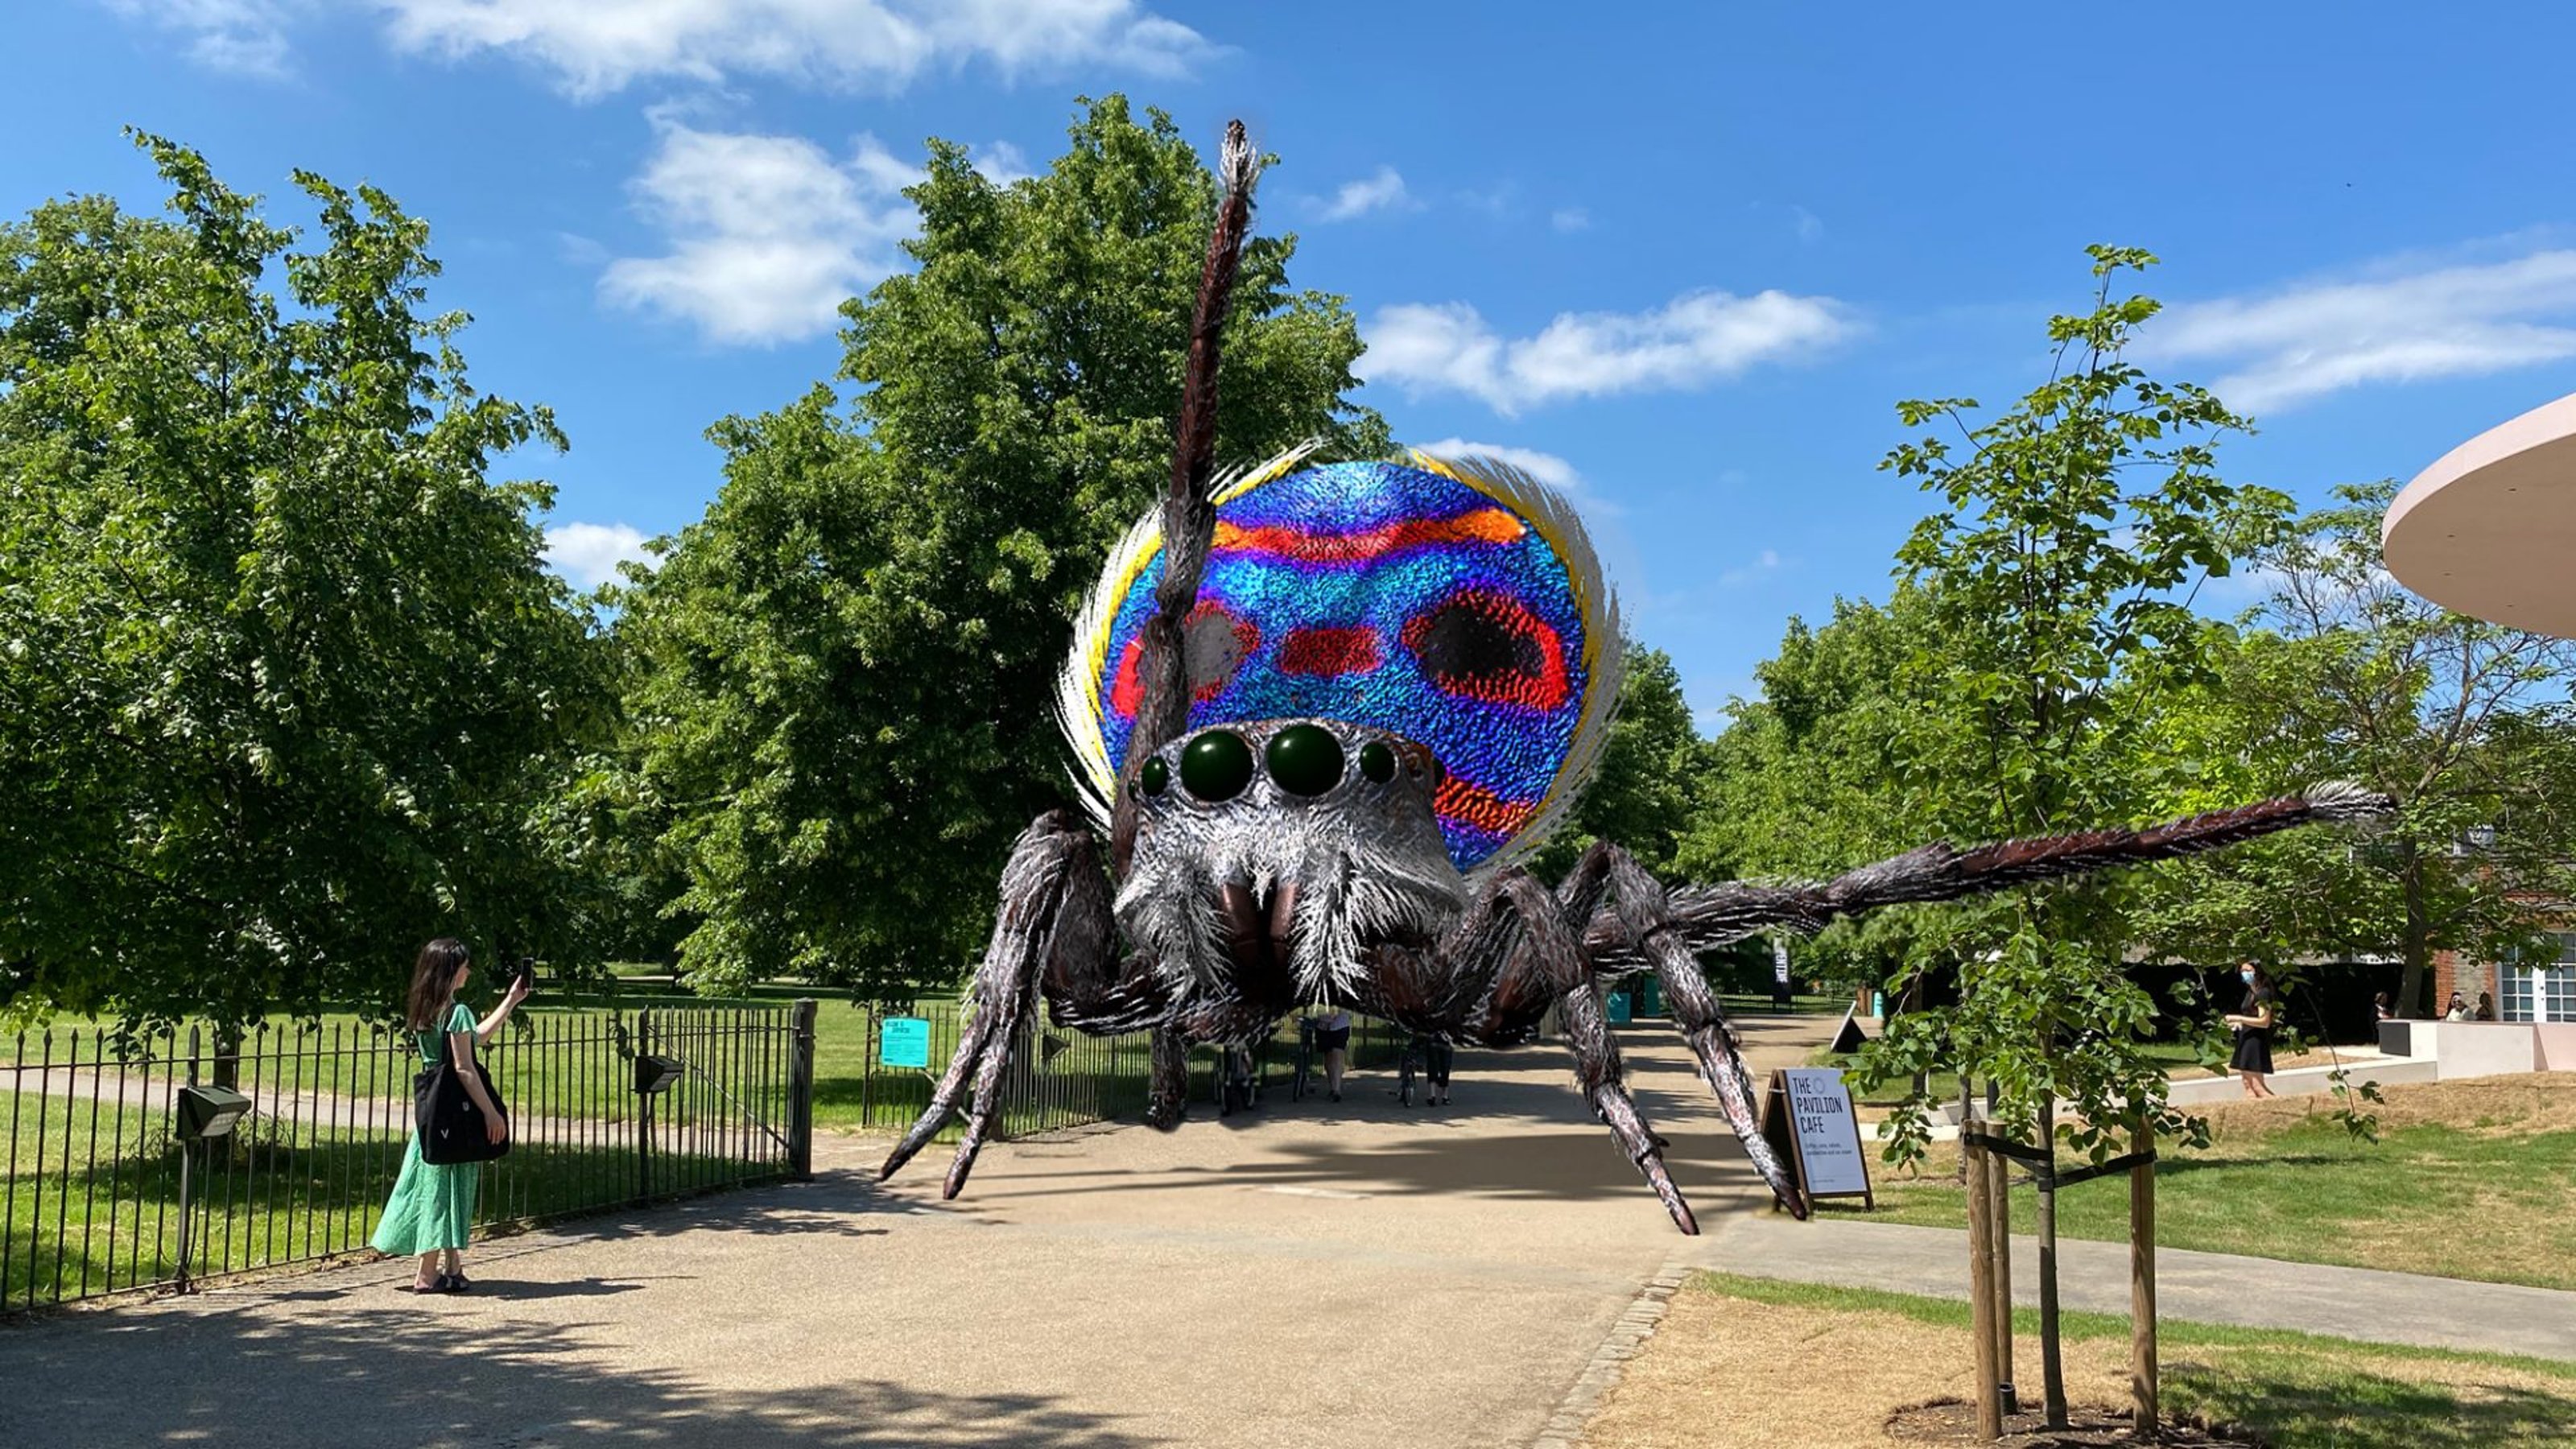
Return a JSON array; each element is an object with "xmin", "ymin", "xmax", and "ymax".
[{"xmin": 880, "ymin": 1016, "xmax": 931, "ymax": 1069}]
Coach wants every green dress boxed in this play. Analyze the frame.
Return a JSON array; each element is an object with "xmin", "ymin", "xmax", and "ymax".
[{"xmin": 370, "ymin": 1002, "xmax": 482, "ymax": 1255}]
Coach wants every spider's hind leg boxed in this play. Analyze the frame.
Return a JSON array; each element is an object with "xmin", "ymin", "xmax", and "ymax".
[{"xmin": 1445, "ymin": 869, "xmax": 1703, "ymax": 1236}]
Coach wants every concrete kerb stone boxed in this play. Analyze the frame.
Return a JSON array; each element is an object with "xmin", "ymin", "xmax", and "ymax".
[{"xmin": 1532, "ymin": 1259, "xmax": 1690, "ymax": 1449}]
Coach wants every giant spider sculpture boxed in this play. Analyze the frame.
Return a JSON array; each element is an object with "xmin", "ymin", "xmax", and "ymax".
[{"xmin": 881, "ymin": 123, "xmax": 2388, "ymax": 1232}]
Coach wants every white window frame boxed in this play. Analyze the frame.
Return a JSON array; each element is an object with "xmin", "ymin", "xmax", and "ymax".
[{"xmin": 2501, "ymin": 932, "xmax": 2576, "ymax": 1024}]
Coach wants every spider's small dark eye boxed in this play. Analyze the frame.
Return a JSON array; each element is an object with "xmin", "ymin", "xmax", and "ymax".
[
  {"xmin": 1265, "ymin": 723, "xmax": 1344, "ymax": 797},
  {"xmin": 1179, "ymin": 729, "xmax": 1254, "ymax": 802},
  {"xmin": 1138, "ymin": 756, "xmax": 1170, "ymax": 797},
  {"xmin": 1358, "ymin": 741, "xmax": 1396, "ymax": 784}
]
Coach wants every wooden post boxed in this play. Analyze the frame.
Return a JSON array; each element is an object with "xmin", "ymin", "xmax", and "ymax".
[
  {"xmin": 1964, "ymin": 1131, "xmax": 2004, "ymax": 1441},
  {"xmin": 1987, "ymin": 1118, "xmax": 2017, "ymax": 1415},
  {"xmin": 2036, "ymin": 1096, "xmax": 2068, "ymax": 1430},
  {"xmin": 2131, "ymin": 1121, "xmax": 2160, "ymax": 1439}
]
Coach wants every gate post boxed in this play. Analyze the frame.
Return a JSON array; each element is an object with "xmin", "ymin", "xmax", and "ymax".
[{"xmin": 789, "ymin": 999, "xmax": 818, "ymax": 1181}]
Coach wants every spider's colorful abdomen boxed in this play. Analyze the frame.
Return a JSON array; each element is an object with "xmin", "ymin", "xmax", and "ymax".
[{"xmin": 1059, "ymin": 450, "xmax": 1621, "ymax": 871}]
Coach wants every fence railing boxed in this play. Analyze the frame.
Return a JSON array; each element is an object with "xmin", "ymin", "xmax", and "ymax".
[
  {"xmin": 852, "ymin": 1000, "xmax": 1414, "ymax": 1138},
  {"xmin": 2, "ymin": 1001, "xmax": 814, "ymax": 1314}
]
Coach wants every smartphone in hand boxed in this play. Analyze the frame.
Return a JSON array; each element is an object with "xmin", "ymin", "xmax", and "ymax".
[{"xmin": 512, "ymin": 956, "xmax": 538, "ymax": 994}]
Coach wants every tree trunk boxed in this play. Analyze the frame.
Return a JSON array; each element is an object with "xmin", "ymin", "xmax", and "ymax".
[{"xmin": 2397, "ymin": 847, "xmax": 2433, "ymax": 1018}]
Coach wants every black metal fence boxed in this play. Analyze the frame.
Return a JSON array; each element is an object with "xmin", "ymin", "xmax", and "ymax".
[
  {"xmin": 852, "ymin": 1000, "xmax": 1414, "ymax": 1137},
  {"xmin": 2, "ymin": 1001, "xmax": 814, "ymax": 1313}
]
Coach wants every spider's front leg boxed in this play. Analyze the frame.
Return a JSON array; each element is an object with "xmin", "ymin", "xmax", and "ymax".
[
  {"xmin": 880, "ymin": 809, "xmax": 1151, "ymax": 1198},
  {"xmin": 1567, "ymin": 841, "xmax": 1807, "ymax": 1220},
  {"xmin": 1430, "ymin": 867, "xmax": 1707, "ymax": 1235}
]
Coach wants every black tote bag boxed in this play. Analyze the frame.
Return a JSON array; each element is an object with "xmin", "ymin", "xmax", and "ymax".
[{"xmin": 414, "ymin": 1048, "xmax": 511, "ymax": 1166}]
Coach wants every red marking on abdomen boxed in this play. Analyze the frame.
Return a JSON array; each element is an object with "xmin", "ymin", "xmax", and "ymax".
[
  {"xmin": 1212, "ymin": 506, "xmax": 1525, "ymax": 564},
  {"xmin": 1434, "ymin": 775, "xmax": 1538, "ymax": 838},
  {"xmin": 1401, "ymin": 588, "xmax": 1570, "ymax": 712},
  {"xmin": 1278, "ymin": 625, "xmax": 1384, "ymax": 677}
]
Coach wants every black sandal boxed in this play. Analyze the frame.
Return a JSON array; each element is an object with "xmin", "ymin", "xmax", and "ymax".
[{"xmin": 431, "ymin": 1273, "xmax": 470, "ymax": 1294}]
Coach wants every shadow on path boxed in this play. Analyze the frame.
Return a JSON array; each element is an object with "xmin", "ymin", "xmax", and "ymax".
[{"xmin": 1, "ymin": 1300, "xmax": 1162, "ymax": 1448}]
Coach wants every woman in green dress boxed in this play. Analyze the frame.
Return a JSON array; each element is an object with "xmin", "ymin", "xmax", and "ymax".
[{"xmin": 372, "ymin": 938, "xmax": 530, "ymax": 1292}]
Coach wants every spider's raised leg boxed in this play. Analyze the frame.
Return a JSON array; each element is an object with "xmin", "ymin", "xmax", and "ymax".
[
  {"xmin": 880, "ymin": 809, "xmax": 1152, "ymax": 1197},
  {"xmin": 1432, "ymin": 867, "xmax": 1706, "ymax": 1235}
]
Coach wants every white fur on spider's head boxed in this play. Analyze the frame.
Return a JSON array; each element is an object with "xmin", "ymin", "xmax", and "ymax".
[{"xmin": 1113, "ymin": 718, "xmax": 1468, "ymax": 1002}]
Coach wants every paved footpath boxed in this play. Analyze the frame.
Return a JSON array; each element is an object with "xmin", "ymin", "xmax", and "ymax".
[
  {"xmin": 0, "ymin": 1017, "xmax": 1826, "ymax": 1449},
  {"xmin": 1688, "ymin": 1213, "xmax": 2576, "ymax": 1362}
]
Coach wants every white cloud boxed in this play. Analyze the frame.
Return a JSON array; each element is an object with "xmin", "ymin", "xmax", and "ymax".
[
  {"xmin": 378, "ymin": 0, "xmax": 1212, "ymax": 97},
  {"xmin": 971, "ymin": 139, "xmax": 1034, "ymax": 186},
  {"xmin": 120, "ymin": 0, "xmax": 1214, "ymax": 95},
  {"xmin": 1718, "ymin": 547, "xmax": 1787, "ymax": 586},
  {"xmin": 1315, "ymin": 166, "xmax": 1413, "ymax": 222},
  {"xmin": 600, "ymin": 119, "xmax": 921, "ymax": 345},
  {"xmin": 544, "ymin": 521, "xmax": 655, "ymax": 588},
  {"xmin": 103, "ymin": 0, "xmax": 296, "ymax": 77},
  {"xmin": 2152, "ymin": 249, "xmax": 2576, "ymax": 413},
  {"xmin": 1361, "ymin": 289, "xmax": 1852, "ymax": 416},
  {"xmin": 1550, "ymin": 207, "xmax": 1590, "ymax": 233}
]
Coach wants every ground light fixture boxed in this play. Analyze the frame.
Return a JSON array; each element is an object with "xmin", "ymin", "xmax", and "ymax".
[
  {"xmin": 171, "ymin": 1084, "xmax": 252, "ymax": 1293},
  {"xmin": 175, "ymin": 1084, "xmax": 251, "ymax": 1141},
  {"xmin": 633, "ymin": 1053, "xmax": 685, "ymax": 1096}
]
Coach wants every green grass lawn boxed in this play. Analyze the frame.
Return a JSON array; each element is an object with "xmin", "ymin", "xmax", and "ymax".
[
  {"xmin": 1824, "ymin": 1074, "xmax": 2576, "ymax": 1292},
  {"xmin": 1690, "ymin": 1272, "xmax": 2576, "ymax": 1448}
]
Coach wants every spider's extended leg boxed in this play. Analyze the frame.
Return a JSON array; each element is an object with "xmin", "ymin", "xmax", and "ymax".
[
  {"xmin": 880, "ymin": 810, "xmax": 1149, "ymax": 1197},
  {"xmin": 1566, "ymin": 841, "xmax": 1806, "ymax": 1217},
  {"xmin": 1436, "ymin": 868, "xmax": 1707, "ymax": 1235}
]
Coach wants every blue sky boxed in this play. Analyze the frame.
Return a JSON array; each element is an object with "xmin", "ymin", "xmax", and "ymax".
[{"xmin": 14, "ymin": 3, "xmax": 2576, "ymax": 725}]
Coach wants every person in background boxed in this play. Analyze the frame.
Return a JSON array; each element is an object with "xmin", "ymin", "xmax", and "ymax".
[
  {"xmin": 1307, "ymin": 1007, "xmax": 1352, "ymax": 1102},
  {"xmin": 2444, "ymin": 991, "xmax": 2472, "ymax": 1022},
  {"xmin": 2373, "ymin": 991, "xmax": 2396, "ymax": 1022},
  {"xmin": 1421, "ymin": 1033, "xmax": 1454, "ymax": 1107},
  {"xmin": 2222, "ymin": 960, "xmax": 2279, "ymax": 1100},
  {"xmin": 2476, "ymin": 991, "xmax": 2498, "ymax": 1022},
  {"xmin": 372, "ymin": 938, "xmax": 530, "ymax": 1293}
]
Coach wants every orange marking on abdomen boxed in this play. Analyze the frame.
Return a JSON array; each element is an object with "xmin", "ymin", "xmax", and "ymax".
[{"xmin": 1212, "ymin": 506, "xmax": 1525, "ymax": 564}]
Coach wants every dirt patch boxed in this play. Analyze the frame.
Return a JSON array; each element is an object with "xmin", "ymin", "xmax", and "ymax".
[
  {"xmin": 1579, "ymin": 1280, "xmax": 2128, "ymax": 1448},
  {"xmin": 1885, "ymin": 1398, "xmax": 2259, "ymax": 1447}
]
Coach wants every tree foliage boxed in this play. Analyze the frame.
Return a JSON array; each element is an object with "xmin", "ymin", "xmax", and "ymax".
[
  {"xmin": 1532, "ymin": 645, "xmax": 1702, "ymax": 881},
  {"xmin": 617, "ymin": 97, "xmax": 1385, "ymax": 999},
  {"xmin": 1682, "ymin": 588, "xmax": 1951, "ymax": 991},
  {"xmin": 2135, "ymin": 481, "xmax": 2576, "ymax": 1013},
  {"xmin": 0, "ymin": 134, "xmax": 610, "ymax": 1030},
  {"xmin": 1858, "ymin": 246, "xmax": 2293, "ymax": 1163}
]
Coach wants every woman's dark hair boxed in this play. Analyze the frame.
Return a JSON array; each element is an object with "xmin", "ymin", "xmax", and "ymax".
[{"xmin": 407, "ymin": 939, "xmax": 471, "ymax": 1031}]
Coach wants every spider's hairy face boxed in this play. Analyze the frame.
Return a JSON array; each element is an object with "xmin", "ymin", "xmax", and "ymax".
[{"xmin": 1117, "ymin": 718, "xmax": 1468, "ymax": 1005}]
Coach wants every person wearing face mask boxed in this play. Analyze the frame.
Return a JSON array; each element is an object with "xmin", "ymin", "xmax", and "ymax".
[{"xmin": 2221, "ymin": 961, "xmax": 2278, "ymax": 1099}]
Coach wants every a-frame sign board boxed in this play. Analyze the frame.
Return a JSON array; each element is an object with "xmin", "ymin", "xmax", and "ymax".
[{"xmin": 1758, "ymin": 1067, "xmax": 1876, "ymax": 1211}]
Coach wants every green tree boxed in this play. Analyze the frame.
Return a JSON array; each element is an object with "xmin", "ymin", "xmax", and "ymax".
[
  {"xmin": 1533, "ymin": 644, "xmax": 1701, "ymax": 881},
  {"xmin": 2136, "ymin": 481, "xmax": 2576, "ymax": 1015},
  {"xmin": 1866, "ymin": 246, "xmax": 2293, "ymax": 1428},
  {"xmin": 1682, "ymin": 588, "xmax": 1949, "ymax": 997},
  {"xmin": 618, "ymin": 97, "xmax": 1383, "ymax": 1000},
  {"xmin": 0, "ymin": 134, "xmax": 612, "ymax": 1030}
]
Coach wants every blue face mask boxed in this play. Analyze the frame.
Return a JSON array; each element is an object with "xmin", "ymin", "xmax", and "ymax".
[{"xmin": 2240, "ymin": 969, "xmax": 2256, "ymax": 984}]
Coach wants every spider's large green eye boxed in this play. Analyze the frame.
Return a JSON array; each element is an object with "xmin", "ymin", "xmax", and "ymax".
[
  {"xmin": 1265, "ymin": 723, "xmax": 1344, "ymax": 797},
  {"xmin": 1138, "ymin": 756, "xmax": 1170, "ymax": 797},
  {"xmin": 1358, "ymin": 741, "xmax": 1396, "ymax": 784},
  {"xmin": 1179, "ymin": 729, "xmax": 1254, "ymax": 802}
]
